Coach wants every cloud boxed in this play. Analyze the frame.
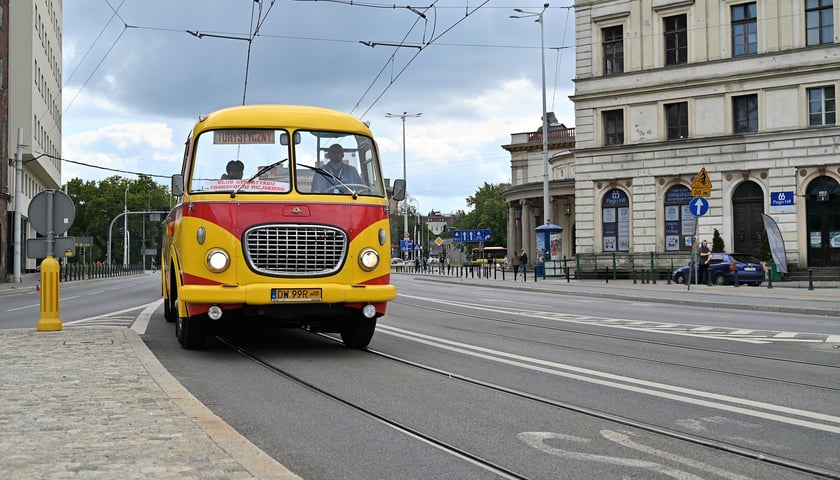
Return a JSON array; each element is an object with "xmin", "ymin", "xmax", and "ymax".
[{"xmin": 61, "ymin": 0, "xmax": 578, "ymax": 213}]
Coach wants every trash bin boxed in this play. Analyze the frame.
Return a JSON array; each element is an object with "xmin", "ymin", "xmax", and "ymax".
[
  {"xmin": 770, "ymin": 263, "xmax": 782, "ymax": 281},
  {"xmin": 535, "ymin": 264, "xmax": 544, "ymax": 277}
]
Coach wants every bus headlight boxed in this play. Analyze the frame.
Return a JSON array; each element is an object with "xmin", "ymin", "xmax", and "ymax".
[
  {"xmin": 358, "ymin": 248, "xmax": 380, "ymax": 271},
  {"xmin": 206, "ymin": 249, "xmax": 230, "ymax": 273}
]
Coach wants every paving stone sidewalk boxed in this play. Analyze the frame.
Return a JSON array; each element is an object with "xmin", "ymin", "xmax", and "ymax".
[{"xmin": 0, "ymin": 327, "xmax": 300, "ymax": 480}]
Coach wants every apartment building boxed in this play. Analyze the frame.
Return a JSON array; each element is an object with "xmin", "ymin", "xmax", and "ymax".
[
  {"xmin": 572, "ymin": 0, "xmax": 838, "ymax": 269},
  {"xmin": 6, "ymin": 0, "xmax": 62, "ymax": 275},
  {"xmin": 0, "ymin": 0, "xmax": 9, "ymax": 279}
]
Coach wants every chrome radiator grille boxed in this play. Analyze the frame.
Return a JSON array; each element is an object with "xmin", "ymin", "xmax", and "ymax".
[{"xmin": 244, "ymin": 225, "xmax": 347, "ymax": 276}]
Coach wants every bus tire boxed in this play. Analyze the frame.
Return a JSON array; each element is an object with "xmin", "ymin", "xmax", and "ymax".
[
  {"xmin": 340, "ymin": 315, "xmax": 377, "ymax": 349},
  {"xmin": 163, "ymin": 269, "xmax": 177, "ymax": 323},
  {"xmin": 177, "ymin": 314, "xmax": 207, "ymax": 349}
]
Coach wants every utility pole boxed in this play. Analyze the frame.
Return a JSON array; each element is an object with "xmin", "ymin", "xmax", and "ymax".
[
  {"xmin": 13, "ymin": 128, "xmax": 24, "ymax": 283},
  {"xmin": 386, "ymin": 112, "xmax": 421, "ymax": 259}
]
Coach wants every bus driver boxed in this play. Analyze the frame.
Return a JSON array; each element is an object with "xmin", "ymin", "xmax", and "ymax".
[{"xmin": 311, "ymin": 144, "xmax": 363, "ymax": 193}]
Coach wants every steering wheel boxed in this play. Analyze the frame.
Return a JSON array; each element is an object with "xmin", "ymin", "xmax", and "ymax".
[{"xmin": 341, "ymin": 184, "xmax": 372, "ymax": 194}]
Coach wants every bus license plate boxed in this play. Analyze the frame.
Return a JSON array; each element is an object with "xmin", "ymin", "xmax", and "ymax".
[{"xmin": 271, "ymin": 288, "xmax": 322, "ymax": 302}]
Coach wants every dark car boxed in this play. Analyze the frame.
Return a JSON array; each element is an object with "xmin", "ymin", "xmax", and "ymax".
[{"xmin": 672, "ymin": 252, "xmax": 765, "ymax": 286}]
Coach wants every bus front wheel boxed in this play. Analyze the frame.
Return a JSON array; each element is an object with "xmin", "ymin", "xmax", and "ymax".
[
  {"xmin": 340, "ymin": 314, "xmax": 377, "ymax": 349},
  {"xmin": 177, "ymin": 313, "xmax": 207, "ymax": 349}
]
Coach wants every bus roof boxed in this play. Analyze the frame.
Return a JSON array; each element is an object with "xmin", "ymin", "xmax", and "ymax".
[{"xmin": 194, "ymin": 105, "xmax": 373, "ymax": 136}]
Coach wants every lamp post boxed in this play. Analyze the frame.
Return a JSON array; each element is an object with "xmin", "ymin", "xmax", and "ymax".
[
  {"xmin": 124, "ymin": 185, "xmax": 130, "ymax": 266},
  {"xmin": 409, "ymin": 197, "xmax": 421, "ymax": 260},
  {"xmin": 385, "ymin": 111, "xmax": 422, "ymax": 251},
  {"xmin": 512, "ymin": 3, "xmax": 550, "ymax": 226}
]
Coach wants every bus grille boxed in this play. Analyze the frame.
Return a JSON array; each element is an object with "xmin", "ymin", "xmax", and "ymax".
[{"xmin": 244, "ymin": 225, "xmax": 347, "ymax": 276}]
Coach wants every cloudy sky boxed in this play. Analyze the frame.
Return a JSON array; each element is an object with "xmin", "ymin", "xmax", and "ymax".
[{"xmin": 62, "ymin": 0, "xmax": 576, "ymax": 214}]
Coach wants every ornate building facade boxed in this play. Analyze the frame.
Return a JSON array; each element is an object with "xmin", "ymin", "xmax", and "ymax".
[{"xmin": 505, "ymin": 1, "xmax": 839, "ymax": 270}]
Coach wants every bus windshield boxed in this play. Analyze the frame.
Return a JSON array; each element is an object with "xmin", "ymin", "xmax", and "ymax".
[{"xmin": 189, "ymin": 128, "xmax": 385, "ymax": 197}]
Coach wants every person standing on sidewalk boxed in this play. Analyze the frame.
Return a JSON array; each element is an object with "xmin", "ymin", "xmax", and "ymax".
[
  {"xmin": 698, "ymin": 240, "xmax": 712, "ymax": 285},
  {"xmin": 518, "ymin": 249, "xmax": 528, "ymax": 281}
]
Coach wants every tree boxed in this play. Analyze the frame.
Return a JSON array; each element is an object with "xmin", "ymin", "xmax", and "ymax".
[
  {"xmin": 64, "ymin": 176, "xmax": 174, "ymax": 265},
  {"xmin": 459, "ymin": 182, "xmax": 508, "ymax": 248},
  {"xmin": 711, "ymin": 228, "xmax": 725, "ymax": 253}
]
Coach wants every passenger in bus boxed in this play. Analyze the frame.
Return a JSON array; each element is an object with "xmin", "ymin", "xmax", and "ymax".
[
  {"xmin": 221, "ymin": 160, "xmax": 244, "ymax": 180},
  {"xmin": 311, "ymin": 144, "xmax": 363, "ymax": 193}
]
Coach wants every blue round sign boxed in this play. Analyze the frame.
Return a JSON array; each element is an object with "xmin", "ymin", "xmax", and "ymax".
[{"xmin": 688, "ymin": 197, "xmax": 709, "ymax": 217}]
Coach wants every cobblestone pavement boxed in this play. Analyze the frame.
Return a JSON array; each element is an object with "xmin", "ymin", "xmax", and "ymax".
[{"xmin": 0, "ymin": 327, "xmax": 301, "ymax": 480}]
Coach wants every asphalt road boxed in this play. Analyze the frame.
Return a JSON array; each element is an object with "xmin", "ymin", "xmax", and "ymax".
[{"xmin": 141, "ymin": 274, "xmax": 840, "ymax": 480}]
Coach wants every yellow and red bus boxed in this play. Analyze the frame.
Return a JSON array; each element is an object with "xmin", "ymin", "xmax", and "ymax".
[
  {"xmin": 161, "ymin": 105, "xmax": 405, "ymax": 349},
  {"xmin": 470, "ymin": 246, "xmax": 508, "ymax": 265}
]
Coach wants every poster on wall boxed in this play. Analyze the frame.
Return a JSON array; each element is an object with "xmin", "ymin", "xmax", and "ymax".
[
  {"xmin": 681, "ymin": 205, "xmax": 695, "ymax": 235},
  {"xmin": 602, "ymin": 189, "xmax": 629, "ymax": 252},
  {"xmin": 550, "ymin": 233, "xmax": 562, "ymax": 260},
  {"xmin": 666, "ymin": 235, "xmax": 680, "ymax": 250},
  {"xmin": 810, "ymin": 231, "xmax": 822, "ymax": 248},
  {"xmin": 665, "ymin": 205, "xmax": 680, "ymax": 221}
]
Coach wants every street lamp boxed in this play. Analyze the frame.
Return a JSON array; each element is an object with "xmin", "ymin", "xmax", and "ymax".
[
  {"xmin": 511, "ymin": 3, "xmax": 550, "ymax": 226},
  {"xmin": 124, "ymin": 185, "xmax": 130, "ymax": 266},
  {"xmin": 385, "ymin": 111, "xmax": 422, "ymax": 251},
  {"xmin": 409, "ymin": 197, "xmax": 421, "ymax": 260}
]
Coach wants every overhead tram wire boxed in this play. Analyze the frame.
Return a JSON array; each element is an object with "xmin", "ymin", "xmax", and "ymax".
[
  {"xmin": 350, "ymin": 2, "xmax": 437, "ymax": 117},
  {"xmin": 354, "ymin": 0, "xmax": 492, "ymax": 119}
]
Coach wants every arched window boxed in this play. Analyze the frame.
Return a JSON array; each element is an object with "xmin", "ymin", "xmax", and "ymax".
[
  {"xmin": 602, "ymin": 189, "xmax": 630, "ymax": 251},
  {"xmin": 664, "ymin": 185, "xmax": 693, "ymax": 251}
]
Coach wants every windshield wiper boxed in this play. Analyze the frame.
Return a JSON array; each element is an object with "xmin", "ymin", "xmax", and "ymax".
[
  {"xmin": 297, "ymin": 163, "xmax": 358, "ymax": 200},
  {"xmin": 231, "ymin": 159, "xmax": 287, "ymax": 198}
]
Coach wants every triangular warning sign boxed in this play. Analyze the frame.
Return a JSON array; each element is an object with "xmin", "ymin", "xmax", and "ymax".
[{"xmin": 691, "ymin": 168, "xmax": 713, "ymax": 189}]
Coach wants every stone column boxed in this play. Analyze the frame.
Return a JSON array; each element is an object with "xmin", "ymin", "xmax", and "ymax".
[{"xmin": 507, "ymin": 203, "xmax": 518, "ymax": 263}]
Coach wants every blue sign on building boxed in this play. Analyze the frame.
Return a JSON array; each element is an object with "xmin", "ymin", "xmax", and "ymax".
[{"xmin": 770, "ymin": 191, "xmax": 794, "ymax": 207}]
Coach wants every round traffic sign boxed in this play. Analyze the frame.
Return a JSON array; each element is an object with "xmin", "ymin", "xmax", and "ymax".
[
  {"xmin": 28, "ymin": 189, "xmax": 75, "ymax": 235},
  {"xmin": 688, "ymin": 197, "xmax": 709, "ymax": 217}
]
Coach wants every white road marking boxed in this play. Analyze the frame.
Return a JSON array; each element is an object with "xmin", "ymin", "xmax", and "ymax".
[
  {"xmin": 398, "ymin": 293, "xmax": 838, "ymax": 344},
  {"xmin": 601, "ymin": 430, "xmax": 753, "ymax": 480},
  {"xmin": 131, "ymin": 299, "xmax": 163, "ymax": 335},
  {"xmin": 378, "ymin": 324, "xmax": 840, "ymax": 434},
  {"xmin": 518, "ymin": 432, "xmax": 707, "ymax": 479},
  {"xmin": 63, "ymin": 301, "xmax": 160, "ymax": 327}
]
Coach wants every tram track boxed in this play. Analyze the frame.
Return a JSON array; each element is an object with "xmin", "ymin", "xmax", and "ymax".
[
  {"xmin": 217, "ymin": 329, "xmax": 840, "ymax": 480},
  {"xmin": 217, "ymin": 334, "xmax": 533, "ymax": 480},
  {"xmin": 392, "ymin": 298, "xmax": 840, "ymax": 390}
]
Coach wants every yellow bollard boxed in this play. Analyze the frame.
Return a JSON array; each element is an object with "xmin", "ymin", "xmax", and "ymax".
[{"xmin": 37, "ymin": 255, "xmax": 62, "ymax": 331}]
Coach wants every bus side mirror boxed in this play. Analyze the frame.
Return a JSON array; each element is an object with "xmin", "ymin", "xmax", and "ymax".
[
  {"xmin": 171, "ymin": 174, "xmax": 184, "ymax": 196},
  {"xmin": 279, "ymin": 132, "xmax": 301, "ymax": 145},
  {"xmin": 392, "ymin": 179, "xmax": 406, "ymax": 201}
]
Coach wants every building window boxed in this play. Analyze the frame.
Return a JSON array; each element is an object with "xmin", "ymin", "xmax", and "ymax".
[
  {"xmin": 602, "ymin": 189, "xmax": 630, "ymax": 252},
  {"xmin": 665, "ymin": 102, "xmax": 689, "ymax": 139},
  {"xmin": 808, "ymin": 86, "xmax": 836, "ymax": 126},
  {"xmin": 664, "ymin": 14, "xmax": 688, "ymax": 66},
  {"xmin": 732, "ymin": 3, "xmax": 757, "ymax": 56},
  {"xmin": 733, "ymin": 94, "xmax": 758, "ymax": 133},
  {"xmin": 664, "ymin": 185, "xmax": 693, "ymax": 251},
  {"xmin": 603, "ymin": 25, "xmax": 624, "ymax": 75},
  {"xmin": 603, "ymin": 109, "xmax": 624, "ymax": 145},
  {"xmin": 806, "ymin": 0, "xmax": 834, "ymax": 46}
]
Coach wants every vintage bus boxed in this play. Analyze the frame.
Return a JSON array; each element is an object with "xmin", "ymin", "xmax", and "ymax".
[{"xmin": 161, "ymin": 105, "xmax": 405, "ymax": 349}]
